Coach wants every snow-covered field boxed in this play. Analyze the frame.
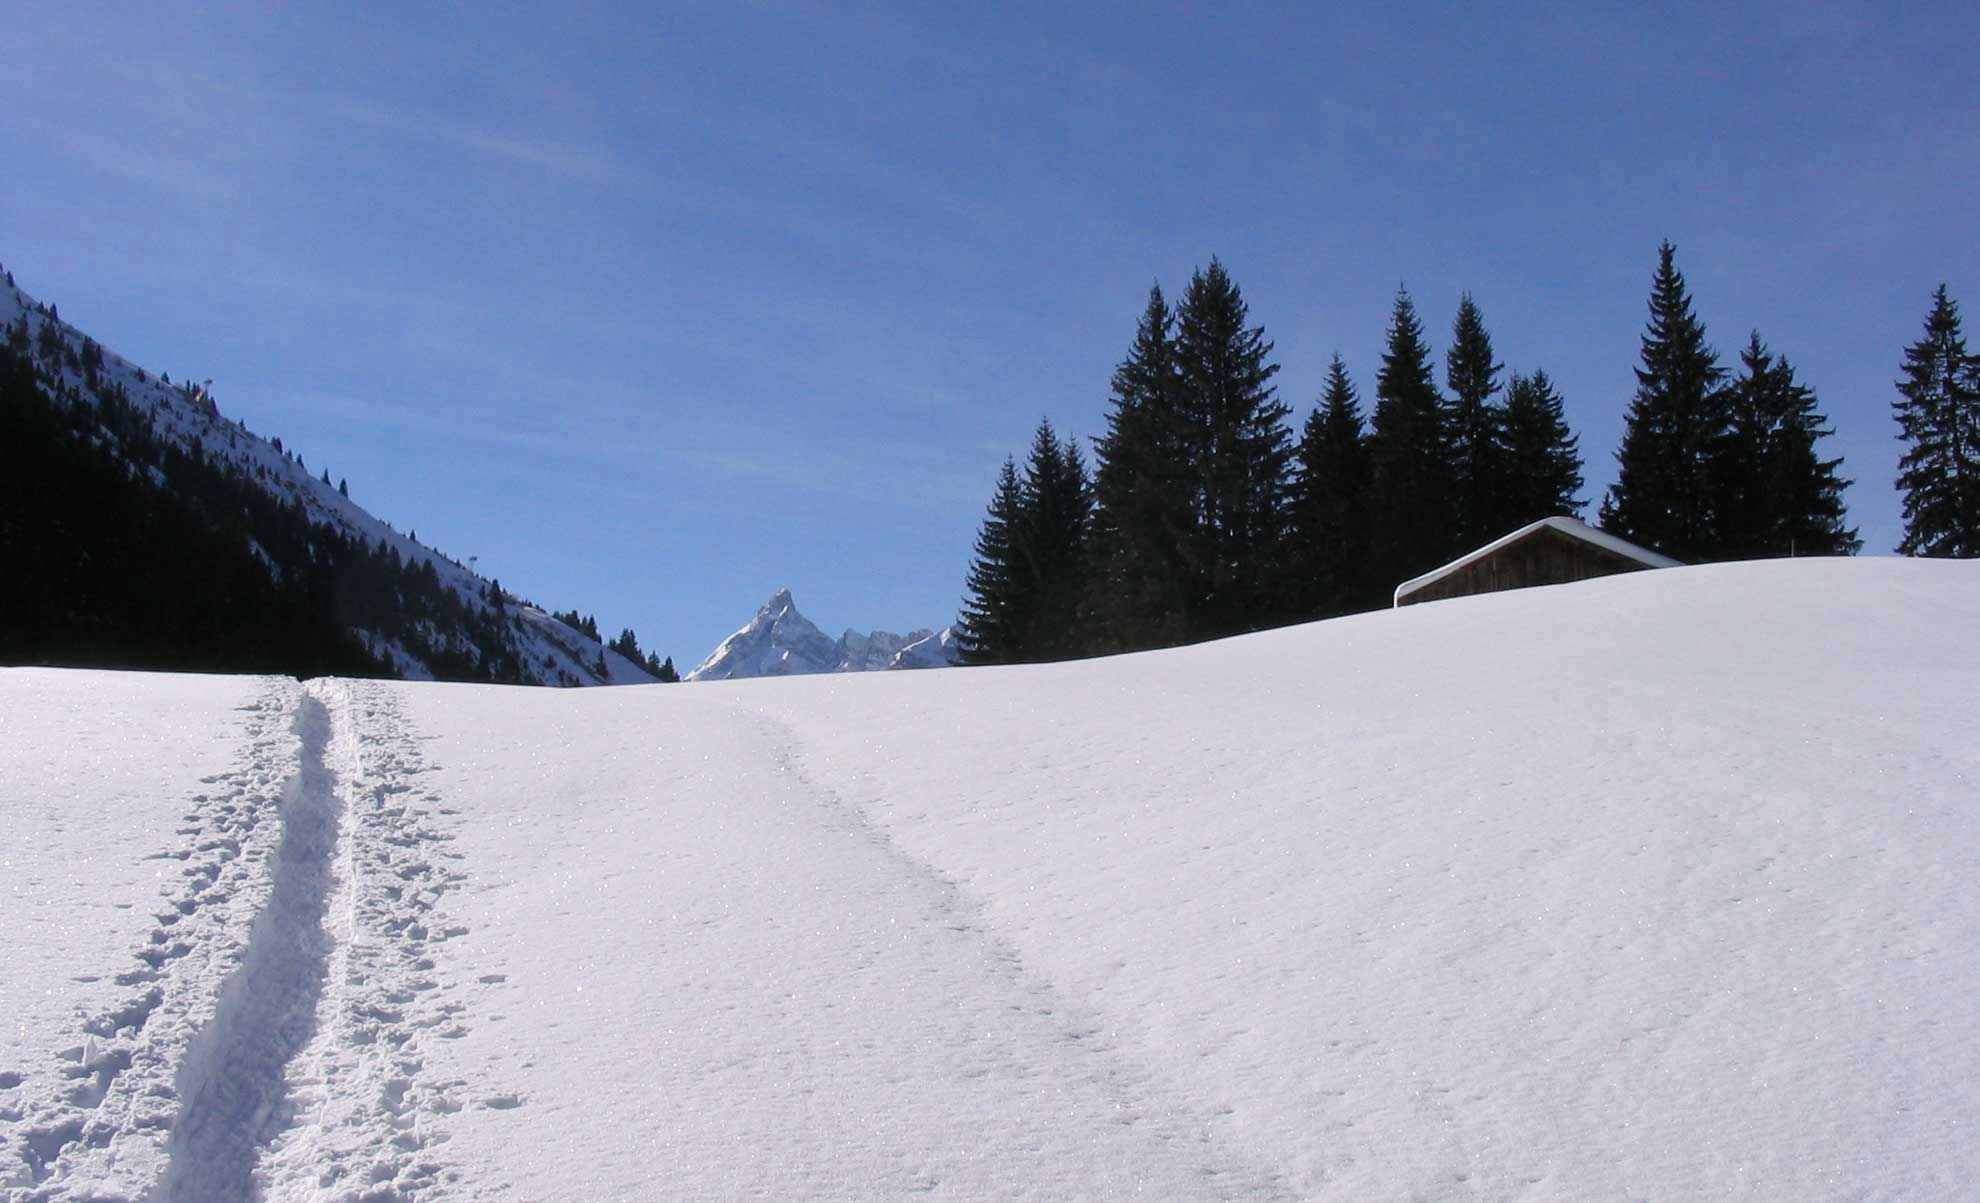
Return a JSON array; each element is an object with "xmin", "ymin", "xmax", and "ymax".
[{"xmin": 3, "ymin": 558, "xmax": 1976, "ymax": 1202}]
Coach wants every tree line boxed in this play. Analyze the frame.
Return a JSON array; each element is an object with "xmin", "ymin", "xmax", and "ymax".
[{"xmin": 954, "ymin": 240, "xmax": 1960, "ymax": 667}]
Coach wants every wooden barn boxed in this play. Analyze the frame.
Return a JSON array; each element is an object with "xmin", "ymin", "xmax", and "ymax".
[{"xmin": 1393, "ymin": 516, "xmax": 1680, "ymax": 607}]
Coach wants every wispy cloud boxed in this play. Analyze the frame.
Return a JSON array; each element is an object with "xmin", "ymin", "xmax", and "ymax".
[{"xmin": 318, "ymin": 94, "xmax": 623, "ymax": 182}]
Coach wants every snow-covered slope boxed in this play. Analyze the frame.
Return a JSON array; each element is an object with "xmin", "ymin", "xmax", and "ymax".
[
  {"xmin": 0, "ymin": 268, "xmax": 650, "ymax": 687},
  {"xmin": 888, "ymin": 623, "xmax": 959, "ymax": 669},
  {"xmin": 686, "ymin": 588, "xmax": 959, "ymax": 680},
  {"xmin": 4, "ymin": 558, "xmax": 1977, "ymax": 1201}
]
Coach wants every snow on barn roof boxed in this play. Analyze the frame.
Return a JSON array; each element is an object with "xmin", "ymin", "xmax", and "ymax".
[{"xmin": 1392, "ymin": 515, "xmax": 1681, "ymax": 606}]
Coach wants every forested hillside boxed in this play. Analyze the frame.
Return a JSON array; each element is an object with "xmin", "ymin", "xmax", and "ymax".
[{"xmin": 0, "ymin": 266, "xmax": 673, "ymax": 684}]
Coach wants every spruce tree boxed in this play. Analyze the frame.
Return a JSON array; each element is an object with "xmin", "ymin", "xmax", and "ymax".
[
  {"xmin": 1368, "ymin": 286, "xmax": 1454, "ymax": 589},
  {"xmin": 1716, "ymin": 333, "xmax": 1777, "ymax": 558},
  {"xmin": 1087, "ymin": 285, "xmax": 1191, "ymax": 652},
  {"xmin": 1765, "ymin": 353, "xmax": 1858, "ymax": 556},
  {"xmin": 1171, "ymin": 259, "xmax": 1293, "ymax": 636},
  {"xmin": 1445, "ymin": 293, "xmax": 1505, "ymax": 544},
  {"xmin": 1893, "ymin": 285, "xmax": 1980, "ymax": 557},
  {"xmin": 1497, "ymin": 370, "xmax": 1584, "ymax": 527},
  {"xmin": 1291, "ymin": 355, "xmax": 1375, "ymax": 616},
  {"xmin": 1012, "ymin": 419, "xmax": 1092, "ymax": 661},
  {"xmin": 1601, "ymin": 241, "xmax": 1729, "ymax": 560},
  {"xmin": 957, "ymin": 457, "xmax": 1024, "ymax": 665},
  {"xmin": 1720, "ymin": 333, "xmax": 1858, "ymax": 558}
]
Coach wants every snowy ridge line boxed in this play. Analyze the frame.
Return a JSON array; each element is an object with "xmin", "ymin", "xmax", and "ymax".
[
  {"xmin": 734, "ymin": 703, "xmax": 1295, "ymax": 1201},
  {"xmin": 259, "ymin": 681, "xmax": 494, "ymax": 1203},
  {"xmin": 0, "ymin": 275, "xmax": 653, "ymax": 688},
  {"xmin": 149, "ymin": 689, "xmax": 344, "ymax": 1203},
  {"xmin": 2, "ymin": 679, "xmax": 301, "ymax": 1203}
]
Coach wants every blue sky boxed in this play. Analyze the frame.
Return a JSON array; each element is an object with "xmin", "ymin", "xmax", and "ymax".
[{"xmin": 5, "ymin": 2, "xmax": 1976, "ymax": 666}]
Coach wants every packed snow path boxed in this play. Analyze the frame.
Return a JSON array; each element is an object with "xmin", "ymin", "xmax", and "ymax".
[
  {"xmin": 150, "ymin": 692, "xmax": 340, "ymax": 1203},
  {"xmin": 2, "ymin": 679, "xmax": 486, "ymax": 1203},
  {"xmin": 3, "ymin": 675, "xmax": 299, "ymax": 1201}
]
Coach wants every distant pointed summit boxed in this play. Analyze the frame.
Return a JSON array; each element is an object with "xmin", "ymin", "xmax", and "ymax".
[{"xmin": 686, "ymin": 590, "xmax": 960, "ymax": 682}]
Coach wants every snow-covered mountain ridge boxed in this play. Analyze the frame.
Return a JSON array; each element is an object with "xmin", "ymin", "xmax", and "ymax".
[
  {"xmin": 0, "ymin": 266, "xmax": 652, "ymax": 686},
  {"xmin": 686, "ymin": 588, "xmax": 959, "ymax": 680}
]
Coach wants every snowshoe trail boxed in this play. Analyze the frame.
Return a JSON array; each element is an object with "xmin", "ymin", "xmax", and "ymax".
[
  {"xmin": 149, "ymin": 689, "xmax": 342, "ymax": 1203},
  {"xmin": 4, "ymin": 678, "xmax": 302, "ymax": 1203},
  {"xmin": 256, "ymin": 680, "xmax": 485, "ymax": 1203},
  {"xmin": 3, "ymin": 680, "xmax": 485, "ymax": 1203}
]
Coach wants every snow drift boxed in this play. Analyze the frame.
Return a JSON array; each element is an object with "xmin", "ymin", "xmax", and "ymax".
[{"xmin": 2, "ymin": 557, "xmax": 1976, "ymax": 1201}]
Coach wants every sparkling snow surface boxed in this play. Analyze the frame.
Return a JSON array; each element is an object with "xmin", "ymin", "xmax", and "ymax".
[{"xmin": 3, "ymin": 559, "xmax": 1977, "ymax": 1201}]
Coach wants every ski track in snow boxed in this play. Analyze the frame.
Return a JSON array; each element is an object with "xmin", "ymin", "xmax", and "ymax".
[
  {"xmin": 3, "ymin": 679, "xmax": 301, "ymax": 1203},
  {"xmin": 3, "ymin": 680, "xmax": 486, "ymax": 1203},
  {"xmin": 736, "ymin": 704, "xmax": 1294, "ymax": 1202}
]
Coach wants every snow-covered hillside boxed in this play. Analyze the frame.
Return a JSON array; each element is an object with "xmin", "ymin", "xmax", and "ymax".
[
  {"xmin": 687, "ymin": 588, "xmax": 958, "ymax": 680},
  {"xmin": 0, "ymin": 270, "xmax": 650, "ymax": 687},
  {"xmin": 4, "ymin": 558, "xmax": 1977, "ymax": 1201}
]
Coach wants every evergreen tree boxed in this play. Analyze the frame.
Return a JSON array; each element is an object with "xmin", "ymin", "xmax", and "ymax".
[
  {"xmin": 1368, "ymin": 286, "xmax": 1454, "ymax": 589},
  {"xmin": 1766, "ymin": 353, "xmax": 1858, "ymax": 556},
  {"xmin": 1601, "ymin": 241, "xmax": 1729, "ymax": 560},
  {"xmin": 1087, "ymin": 285, "xmax": 1191, "ymax": 652},
  {"xmin": 1893, "ymin": 285, "xmax": 1980, "ymax": 557},
  {"xmin": 1445, "ymin": 293, "xmax": 1505, "ymax": 543},
  {"xmin": 1290, "ymin": 355, "xmax": 1375, "ymax": 616},
  {"xmin": 1715, "ymin": 334, "xmax": 1774, "ymax": 557},
  {"xmin": 958, "ymin": 424, "xmax": 1093, "ymax": 665},
  {"xmin": 957, "ymin": 458, "xmax": 1025, "ymax": 665},
  {"xmin": 1012, "ymin": 420, "xmax": 1092, "ymax": 660},
  {"xmin": 1719, "ymin": 333, "xmax": 1858, "ymax": 557},
  {"xmin": 1497, "ymin": 370, "xmax": 1585, "ymax": 526},
  {"xmin": 609, "ymin": 627, "xmax": 644, "ymax": 663},
  {"xmin": 653, "ymin": 655, "xmax": 680, "ymax": 683},
  {"xmin": 1170, "ymin": 258, "xmax": 1293, "ymax": 635}
]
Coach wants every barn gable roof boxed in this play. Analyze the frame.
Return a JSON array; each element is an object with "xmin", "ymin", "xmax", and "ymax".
[{"xmin": 1393, "ymin": 516, "xmax": 1681, "ymax": 606}]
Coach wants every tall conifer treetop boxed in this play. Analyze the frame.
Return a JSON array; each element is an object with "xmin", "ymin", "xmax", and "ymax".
[
  {"xmin": 1499, "ymin": 369, "xmax": 1585, "ymax": 527},
  {"xmin": 958, "ymin": 421, "xmax": 1093, "ymax": 665},
  {"xmin": 1292, "ymin": 354, "xmax": 1376, "ymax": 615},
  {"xmin": 957, "ymin": 457, "xmax": 1023, "ymax": 665},
  {"xmin": 1446, "ymin": 293, "xmax": 1505, "ymax": 544},
  {"xmin": 1893, "ymin": 285, "xmax": 1980, "ymax": 557},
  {"xmin": 1087, "ymin": 283, "xmax": 1192, "ymax": 652},
  {"xmin": 1368, "ymin": 286, "xmax": 1456, "ymax": 584},
  {"xmin": 1718, "ymin": 332, "xmax": 1859, "ymax": 558},
  {"xmin": 1601, "ymin": 240, "xmax": 1729, "ymax": 560},
  {"xmin": 1170, "ymin": 258, "xmax": 1292, "ymax": 636}
]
